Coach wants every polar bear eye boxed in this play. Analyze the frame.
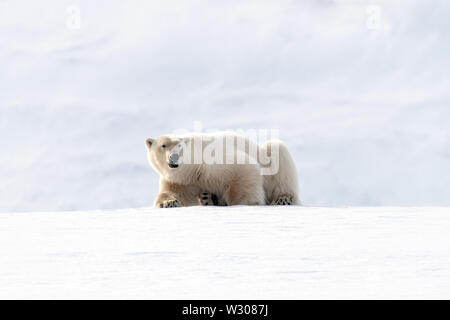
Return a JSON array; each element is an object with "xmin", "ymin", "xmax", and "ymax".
[{"xmin": 161, "ymin": 144, "xmax": 166, "ymax": 149}]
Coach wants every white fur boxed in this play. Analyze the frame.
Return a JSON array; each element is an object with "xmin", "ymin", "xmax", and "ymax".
[{"xmin": 146, "ymin": 132, "xmax": 300, "ymax": 207}]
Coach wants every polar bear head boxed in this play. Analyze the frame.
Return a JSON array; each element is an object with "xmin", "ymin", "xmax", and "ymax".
[
  {"xmin": 145, "ymin": 135, "xmax": 182, "ymax": 170},
  {"xmin": 145, "ymin": 135, "xmax": 194, "ymax": 182}
]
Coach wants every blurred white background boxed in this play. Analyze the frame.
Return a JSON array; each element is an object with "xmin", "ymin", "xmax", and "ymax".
[{"xmin": 0, "ymin": 0, "xmax": 449, "ymax": 212}]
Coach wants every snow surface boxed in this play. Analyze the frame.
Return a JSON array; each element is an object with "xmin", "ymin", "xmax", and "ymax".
[
  {"xmin": 1, "ymin": 1, "xmax": 450, "ymax": 212},
  {"xmin": 1, "ymin": 206, "xmax": 450, "ymax": 299}
]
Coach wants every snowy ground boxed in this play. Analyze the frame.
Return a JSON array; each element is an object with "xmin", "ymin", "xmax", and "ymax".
[{"xmin": 1, "ymin": 206, "xmax": 450, "ymax": 299}]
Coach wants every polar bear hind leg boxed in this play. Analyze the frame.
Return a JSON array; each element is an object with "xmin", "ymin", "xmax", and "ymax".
[{"xmin": 260, "ymin": 140, "xmax": 300, "ymax": 205}]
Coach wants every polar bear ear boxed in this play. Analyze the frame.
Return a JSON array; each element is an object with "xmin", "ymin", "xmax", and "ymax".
[{"xmin": 145, "ymin": 138, "xmax": 154, "ymax": 149}]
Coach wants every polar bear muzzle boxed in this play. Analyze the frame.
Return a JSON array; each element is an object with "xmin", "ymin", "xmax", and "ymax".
[{"xmin": 168, "ymin": 153, "xmax": 179, "ymax": 168}]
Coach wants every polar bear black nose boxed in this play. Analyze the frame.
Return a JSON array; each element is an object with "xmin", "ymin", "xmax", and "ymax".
[{"xmin": 169, "ymin": 153, "xmax": 179, "ymax": 162}]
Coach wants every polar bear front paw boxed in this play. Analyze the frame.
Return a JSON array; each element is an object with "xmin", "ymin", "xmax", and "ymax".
[
  {"xmin": 197, "ymin": 192, "xmax": 219, "ymax": 206},
  {"xmin": 159, "ymin": 199, "xmax": 181, "ymax": 208},
  {"xmin": 271, "ymin": 195, "xmax": 294, "ymax": 205}
]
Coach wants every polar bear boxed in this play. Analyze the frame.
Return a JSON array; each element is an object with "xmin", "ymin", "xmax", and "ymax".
[{"xmin": 145, "ymin": 132, "xmax": 300, "ymax": 208}]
